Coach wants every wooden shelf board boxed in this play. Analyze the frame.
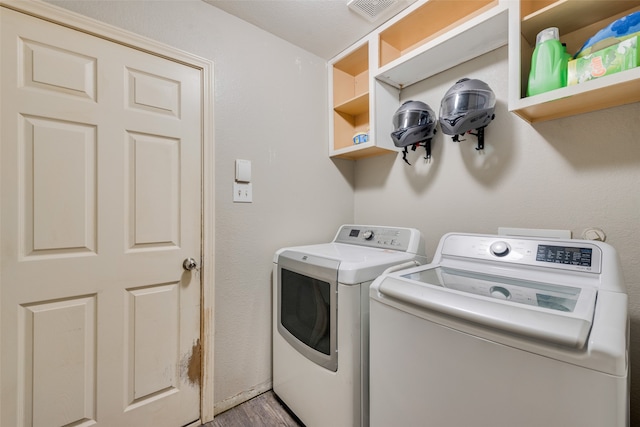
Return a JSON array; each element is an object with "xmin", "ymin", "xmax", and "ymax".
[
  {"xmin": 376, "ymin": 7, "xmax": 508, "ymax": 88},
  {"xmin": 330, "ymin": 144, "xmax": 396, "ymax": 160},
  {"xmin": 521, "ymin": 0, "xmax": 640, "ymax": 46},
  {"xmin": 511, "ymin": 68, "xmax": 640, "ymax": 123},
  {"xmin": 334, "ymin": 92, "xmax": 369, "ymax": 116},
  {"xmin": 333, "ymin": 43, "xmax": 368, "ymax": 76},
  {"xmin": 520, "ymin": 1, "xmax": 555, "ymax": 19},
  {"xmin": 379, "ymin": 0, "xmax": 496, "ymax": 68}
]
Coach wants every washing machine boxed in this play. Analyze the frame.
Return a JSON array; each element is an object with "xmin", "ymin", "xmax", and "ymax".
[
  {"xmin": 273, "ymin": 225, "xmax": 426, "ymax": 427},
  {"xmin": 369, "ymin": 232, "xmax": 629, "ymax": 427}
]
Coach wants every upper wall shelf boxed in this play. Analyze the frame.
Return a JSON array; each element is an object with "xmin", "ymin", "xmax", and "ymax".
[
  {"xmin": 509, "ymin": 0, "xmax": 640, "ymax": 123},
  {"xmin": 329, "ymin": 0, "xmax": 511, "ymax": 160},
  {"xmin": 375, "ymin": 0, "xmax": 509, "ymax": 89},
  {"xmin": 378, "ymin": 0, "xmax": 495, "ymax": 66},
  {"xmin": 520, "ymin": 0, "xmax": 638, "ymax": 46},
  {"xmin": 510, "ymin": 67, "xmax": 640, "ymax": 122},
  {"xmin": 334, "ymin": 92, "xmax": 369, "ymax": 116},
  {"xmin": 329, "ymin": 0, "xmax": 640, "ymax": 159},
  {"xmin": 330, "ymin": 41, "xmax": 400, "ymax": 159}
]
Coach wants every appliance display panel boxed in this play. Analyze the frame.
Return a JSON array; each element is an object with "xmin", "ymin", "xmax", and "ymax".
[{"xmin": 536, "ymin": 245, "xmax": 592, "ymax": 267}]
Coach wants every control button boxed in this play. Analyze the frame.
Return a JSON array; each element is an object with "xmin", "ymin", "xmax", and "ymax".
[
  {"xmin": 490, "ymin": 241, "xmax": 510, "ymax": 257},
  {"xmin": 490, "ymin": 286, "xmax": 511, "ymax": 300},
  {"xmin": 363, "ymin": 230, "xmax": 374, "ymax": 241}
]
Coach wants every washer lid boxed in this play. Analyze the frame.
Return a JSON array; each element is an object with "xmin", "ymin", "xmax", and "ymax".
[{"xmin": 376, "ymin": 266, "xmax": 597, "ymax": 348}]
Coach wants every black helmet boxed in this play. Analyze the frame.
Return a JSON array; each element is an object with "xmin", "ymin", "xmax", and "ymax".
[
  {"xmin": 439, "ymin": 78, "xmax": 495, "ymax": 136},
  {"xmin": 391, "ymin": 100, "xmax": 436, "ymax": 148}
]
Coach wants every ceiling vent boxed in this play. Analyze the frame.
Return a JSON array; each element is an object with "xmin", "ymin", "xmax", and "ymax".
[{"xmin": 347, "ymin": 0, "xmax": 409, "ymax": 23}]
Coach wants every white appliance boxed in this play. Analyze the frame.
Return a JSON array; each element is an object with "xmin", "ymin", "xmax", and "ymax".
[
  {"xmin": 370, "ymin": 232, "xmax": 629, "ymax": 427},
  {"xmin": 273, "ymin": 225, "xmax": 426, "ymax": 427}
]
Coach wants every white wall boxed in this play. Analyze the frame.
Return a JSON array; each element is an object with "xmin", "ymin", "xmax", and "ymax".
[
  {"xmin": 354, "ymin": 46, "xmax": 640, "ymax": 423},
  {"xmin": 47, "ymin": 0, "xmax": 355, "ymax": 414},
  {"xmin": 41, "ymin": 1, "xmax": 640, "ymax": 423}
]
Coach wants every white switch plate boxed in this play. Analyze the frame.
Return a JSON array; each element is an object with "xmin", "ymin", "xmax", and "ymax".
[
  {"xmin": 235, "ymin": 159, "xmax": 251, "ymax": 182},
  {"xmin": 233, "ymin": 182, "xmax": 252, "ymax": 203}
]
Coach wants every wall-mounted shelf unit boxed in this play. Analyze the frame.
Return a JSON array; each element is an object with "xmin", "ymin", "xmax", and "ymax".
[
  {"xmin": 376, "ymin": 0, "xmax": 508, "ymax": 89},
  {"xmin": 509, "ymin": 0, "xmax": 640, "ymax": 123},
  {"xmin": 329, "ymin": 0, "xmax": 640, "ymax": 159},
  {"xmin": 328, "ymin": 0, "xmax": 510, "ymax": 160},
  {"xmin": 329, "ymin": 40, "xmax": 400, "ymax": 160}
]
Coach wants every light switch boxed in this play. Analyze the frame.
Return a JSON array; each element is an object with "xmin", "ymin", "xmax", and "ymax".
[
  {"xmin": 235, "ymin": 159, "xmax": 251, "ymax": 183},
  {"xmin": 233, "ymin": 182, "xmax": 252, "ymax": 203}
]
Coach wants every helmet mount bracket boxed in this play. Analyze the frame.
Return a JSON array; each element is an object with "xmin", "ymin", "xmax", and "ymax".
[
  {"xmin": 401, "ymin": 138, "xmax": 432, "ymax": 165},
  {"xmin": 470, "ymin": 126, "xmax": 485, "ymax": 151},
  {"xmin": 452, "ymin": 126, "xmax": 485, "ymax": 150},
  {"xmin": 452, "ymin": 115, "xmax": 494, "ymax": 151}
]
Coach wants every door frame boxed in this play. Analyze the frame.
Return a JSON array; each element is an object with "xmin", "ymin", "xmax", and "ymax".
[{"xmin": 0, "ymin": 0, "xmax": 216, "ymax": 423}]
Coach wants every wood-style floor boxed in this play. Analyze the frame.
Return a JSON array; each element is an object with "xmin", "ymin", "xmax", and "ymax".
[{"xmin": 203, "ymin": 391, "xmax": 304, "ymax": 427}]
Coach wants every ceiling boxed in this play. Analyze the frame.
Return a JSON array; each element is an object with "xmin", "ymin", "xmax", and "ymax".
[{"xmin": 203, "ymin": 0, "xmax": 416, "ymax": 60}]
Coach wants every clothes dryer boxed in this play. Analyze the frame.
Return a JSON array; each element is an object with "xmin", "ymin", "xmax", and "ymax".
[
  {"xmin": 273, "ymin": 225, "xmax": 426, "ymax": 427},
  {"xmin": 369, "ymin": 232, "xmax": 629, "ymax": 427}
]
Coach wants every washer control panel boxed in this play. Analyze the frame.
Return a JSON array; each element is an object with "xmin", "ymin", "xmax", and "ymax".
[
  {"xmin": 490, "ymin": 241, "xmax": 510, "ymax": 257},
  {"xmin": 440, "ymin": 234, "xmax": 602, "ymax": 273},
  {"xmin": 334, "ymin": 225, "xmax": 419, "ymax": 252}
]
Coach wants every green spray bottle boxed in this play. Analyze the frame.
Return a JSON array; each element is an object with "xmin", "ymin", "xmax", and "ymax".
[{"xmin": 527, "ymin": 27, "xmax": 569, "ymax": 96}]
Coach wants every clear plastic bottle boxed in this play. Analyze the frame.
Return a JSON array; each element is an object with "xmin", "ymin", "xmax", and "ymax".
[{"xmin": 527, "ymin": 27, "xmax": 569, "ymax": 96}]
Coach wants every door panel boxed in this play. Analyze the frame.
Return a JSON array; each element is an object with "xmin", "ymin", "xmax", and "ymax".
[
  {"xmin": 126, "ymin": 283, "xmax": 179, "ymax": 403},
  {"xmin": 24, "ymin": 115, "xmax": 97, "ymax": 256},
  {"xmin": 22, "ymin": 37, "xmax": 97, "ymax": 100},
  {"xmin": 21, "ymin": 295, "xmax": 97, "ymax": 427},
  {"xmin": 127, "ymin": 132, "xmax": 180, "ymax": 248},
  {"xmin": 2, "ymin": 7, "xmax": 202, "ymax": 427}
]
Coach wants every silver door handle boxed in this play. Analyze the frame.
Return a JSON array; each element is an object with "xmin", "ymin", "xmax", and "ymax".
[{"xmin": 183, "ymin": 257, "xmax": 198, "ymax": 271}]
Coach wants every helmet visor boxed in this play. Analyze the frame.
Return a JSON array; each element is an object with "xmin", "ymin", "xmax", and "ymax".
[
  {"xmin": 440, "ymin": 89, "xmax": 496, "ymax": 117},
  {"xmin": 392, "ymin": 109, "xmax": 433, "ymax": 131}
]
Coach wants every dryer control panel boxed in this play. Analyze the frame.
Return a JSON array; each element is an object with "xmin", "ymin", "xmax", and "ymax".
[
  {"xmin": 440, "ymin": 234, "xmax": 602, "ymax": 273},
  {"xmin": 334, "ymin": 225, "xmax": 421, "ymax": 253}
]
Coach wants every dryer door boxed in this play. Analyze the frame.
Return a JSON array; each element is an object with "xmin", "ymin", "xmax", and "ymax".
[{"xmin": 277, "ymin": 251, "xmax": 339, "ymax": 371}]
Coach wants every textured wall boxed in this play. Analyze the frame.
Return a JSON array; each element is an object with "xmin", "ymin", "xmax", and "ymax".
[
  {"xmin": 354, "ymin": 46, "xmax": 640, "ymax": 424},
  {"xmin": 47, "ymin": 0, "xmax": 355, "ymax": 414},
  {"xmin": 42, "ymin": 1, "xmax": 640, "ymax": 423}
]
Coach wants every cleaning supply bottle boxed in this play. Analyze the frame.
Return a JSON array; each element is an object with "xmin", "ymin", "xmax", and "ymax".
[{"xmin": 527, "ymin": 27, "xmax": 568, "ymax": 96}]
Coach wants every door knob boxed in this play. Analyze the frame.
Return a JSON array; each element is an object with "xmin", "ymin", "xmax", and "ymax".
[{"xmin": 183, "ymin": 257, "xmax": 198, "ymax": 271}]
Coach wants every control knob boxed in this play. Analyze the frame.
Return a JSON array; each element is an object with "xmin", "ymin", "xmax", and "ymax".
[
  {"xmin": 490, "ymin": 286, "xmax": 511, "ymax": 300},
  {"xmin": 490, "ymin": 241, "xmax": 510, "ymax": 257},
  {"xmin": 363, "ymin": 230, "xmax": 375, "ymax": 241}
]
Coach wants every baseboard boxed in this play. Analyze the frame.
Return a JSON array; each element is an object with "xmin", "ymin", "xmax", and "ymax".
[{"xmin": 213, "ymin": 379, "xmax": 273, "ymax": 415}]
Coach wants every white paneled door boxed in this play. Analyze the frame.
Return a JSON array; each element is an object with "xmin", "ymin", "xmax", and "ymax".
[{"xmin": 1, "ymin": 6, "xmax": 203, "ymax": 427}]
